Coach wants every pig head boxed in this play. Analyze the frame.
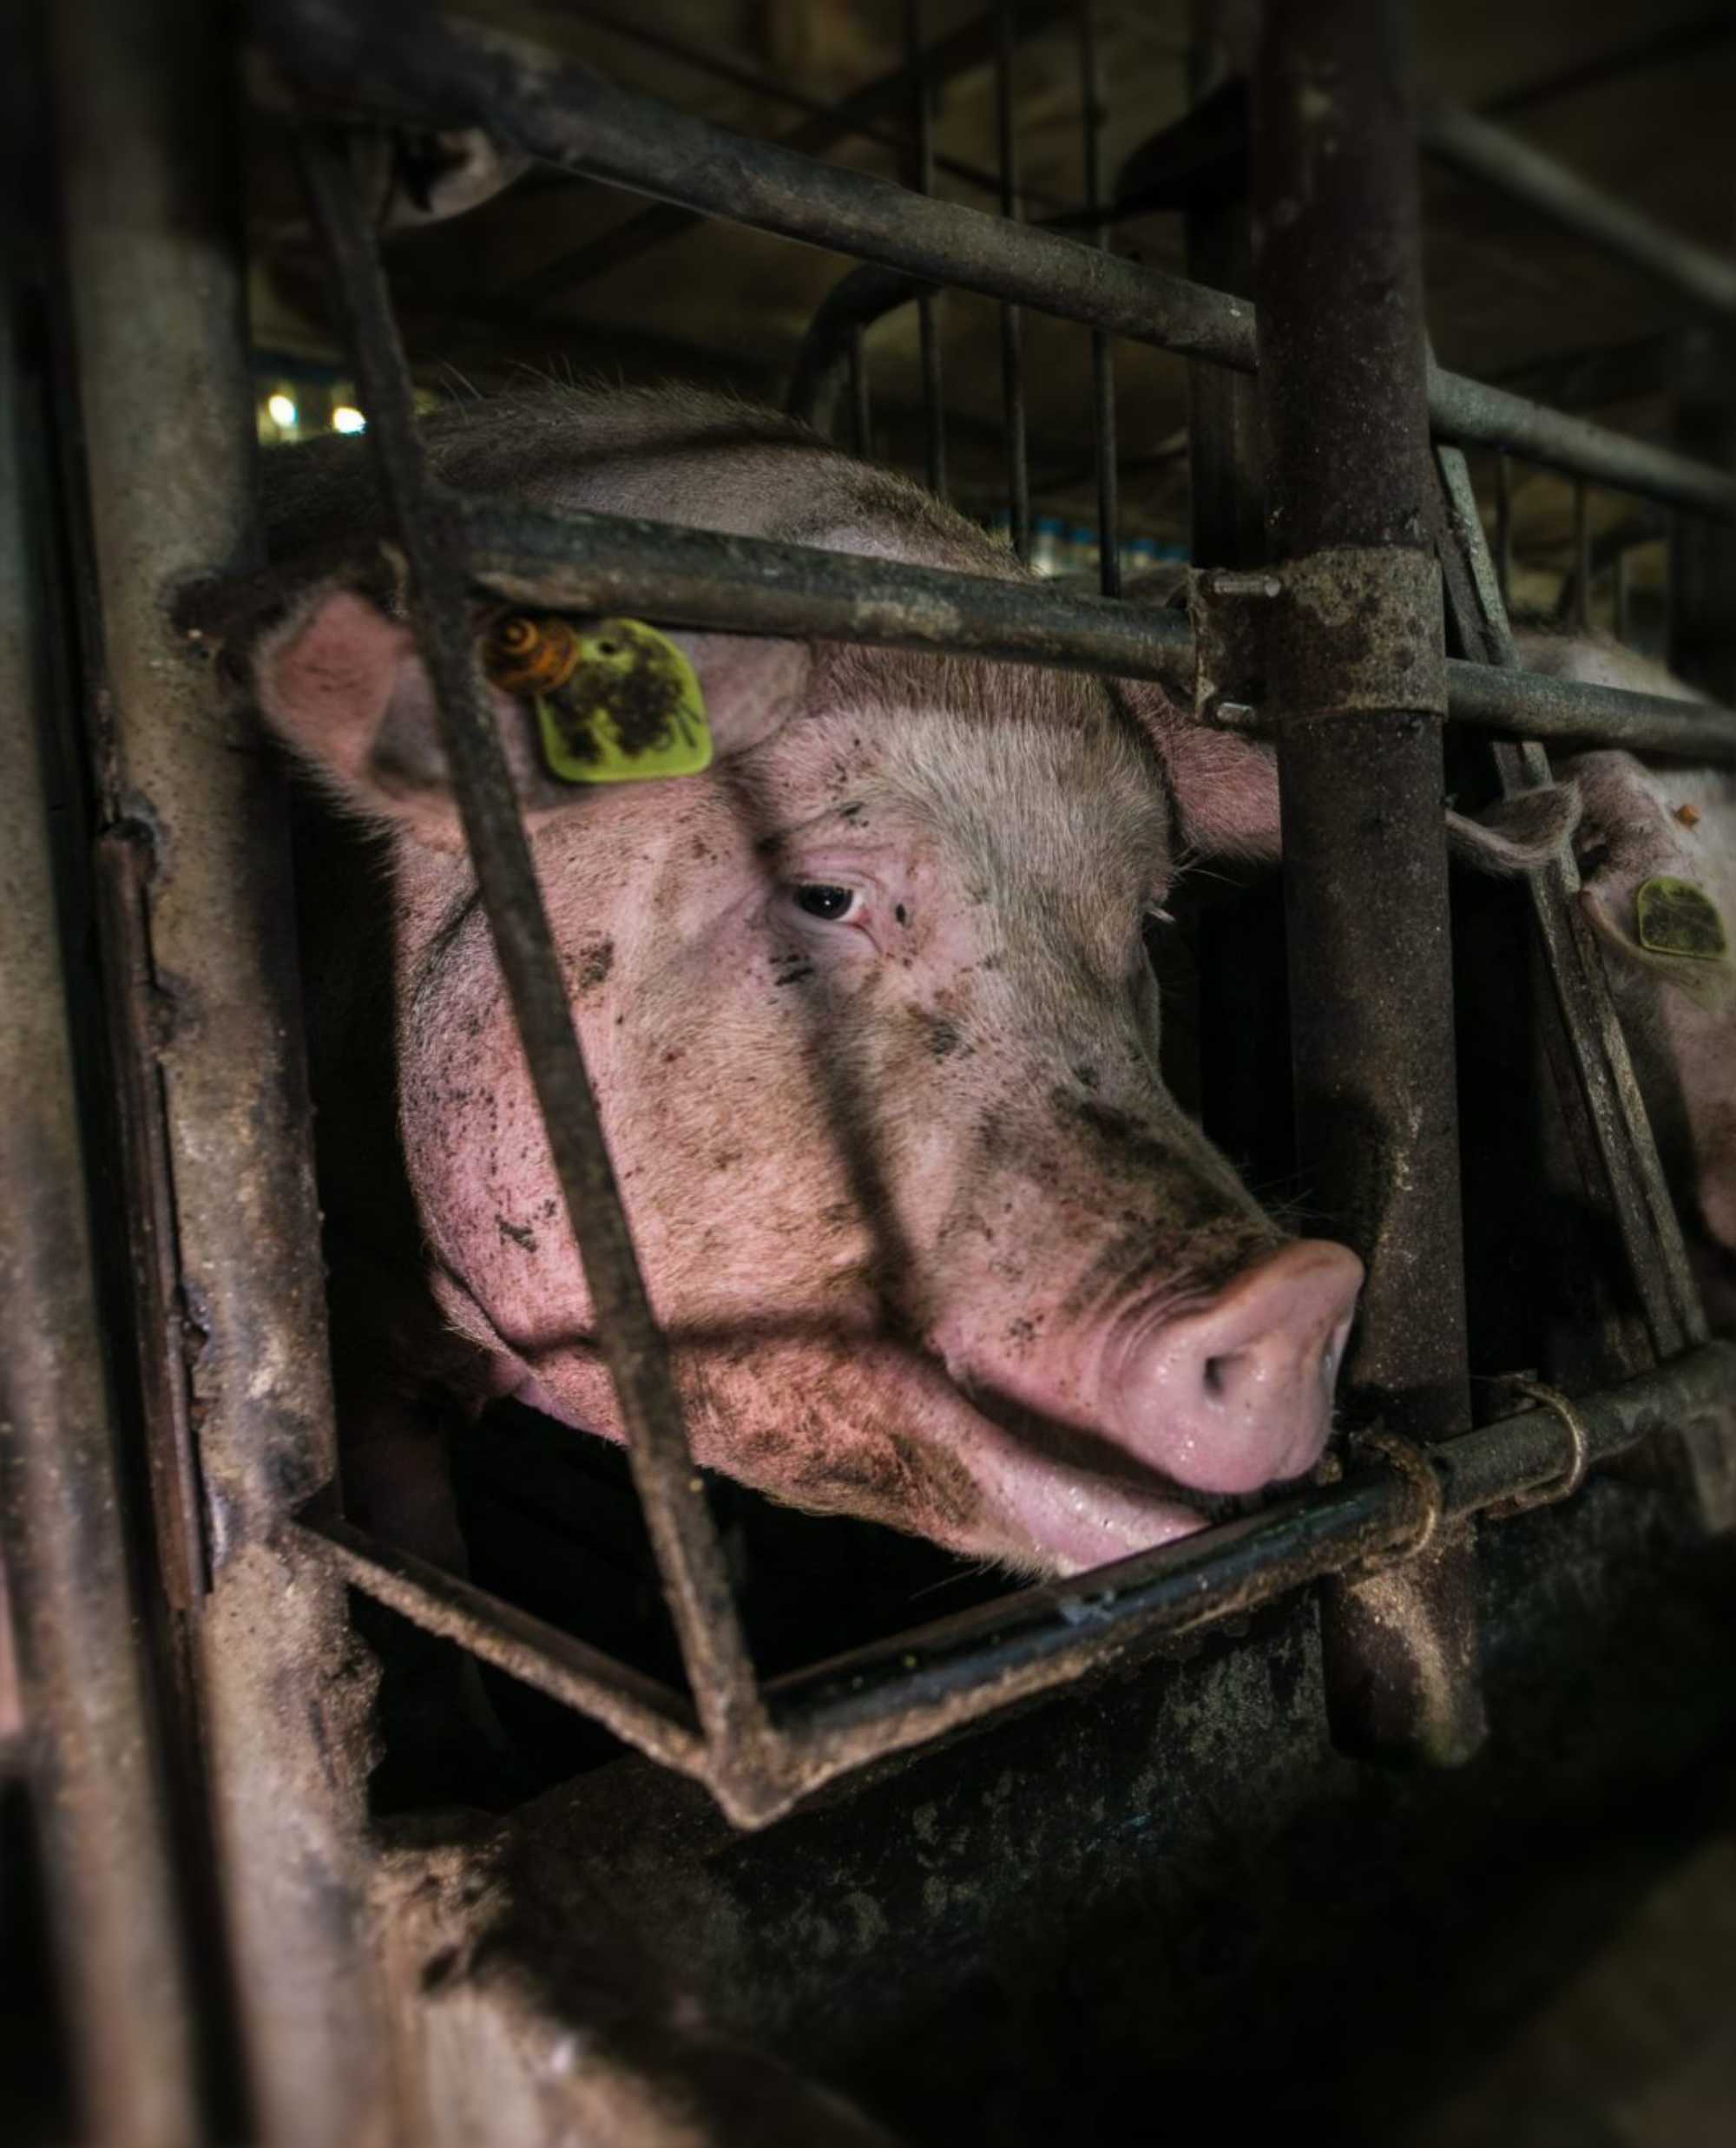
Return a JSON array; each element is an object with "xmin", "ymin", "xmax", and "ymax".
[
  {"xmin": 1519, "ymin": 632, "xmax": 1736, "ymax": 1331},
  {"xmin": 255, "ymin": 386, "xmax": 1360, "ymax": 1577}
]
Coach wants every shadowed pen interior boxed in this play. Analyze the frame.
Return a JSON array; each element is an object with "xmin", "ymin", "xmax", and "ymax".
[{"xmin": 4, "ymin": 1, "xmax": 1736, "ymax": 2144}]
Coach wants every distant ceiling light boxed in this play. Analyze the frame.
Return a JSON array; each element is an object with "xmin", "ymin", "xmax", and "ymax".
[
  {"xmin": 266, "ymin": 391, "xmax": 298, "ymax": 429},
  {"xmin": 332, "ymin": 404, "xmax": 366, "ymax": 434}
]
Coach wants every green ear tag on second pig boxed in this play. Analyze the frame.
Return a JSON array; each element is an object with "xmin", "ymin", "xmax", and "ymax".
[
  {"xmin": 536, "ymin": 618, "xmax": 712, "ymax": 784},
  {"xmin": 1636, "ymin": 876, "xmax": 1728, "ymax": 962}
]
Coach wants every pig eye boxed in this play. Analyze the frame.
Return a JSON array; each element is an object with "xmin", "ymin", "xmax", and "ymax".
[{"xmin": 792, "ymin": 884, "xmax": 861, "ymax": 923}]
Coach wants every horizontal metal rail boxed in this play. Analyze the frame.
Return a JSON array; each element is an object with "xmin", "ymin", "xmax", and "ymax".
[
  {"xmin": 299, "ymin": 1345, "xmax": 1736, "ymax": 1823},
  {"xmin": 254, "ymin": 0, "xmax": 1736, "ymax": 522},
  {"xmin": 191, "ymin": 496, "xmax": 1736, "ymax": 761},
  {"xmin": 1423, "ymin": 98, "xmax": 1736, "ymax": 324}
]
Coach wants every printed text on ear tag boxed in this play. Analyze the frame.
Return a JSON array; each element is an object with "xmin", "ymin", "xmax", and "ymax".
[
  {"xmin": 1635, "ymin": 876, "xmax": 1728, "ymax": 962},
  {"xmin": 482, "ymin": 613, "xmax": 712, "ymax": 784}
]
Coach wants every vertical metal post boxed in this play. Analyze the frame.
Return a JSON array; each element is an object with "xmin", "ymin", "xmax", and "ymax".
[
  {"xmin": 904, "ymin": 0, "xmax": 948, "ymax": 500},
  {"xmin": 54, "ymin": 4, "xmax": 394, "ymax": 2140},
  {"xmin": 994, "ymin": 0, "xmax": 1031, "ymax": 560},
  {"xmin": 1184, "ymin": 0, "xmax": 1262, "ymax": 570},
  {"xmin": 1668, "ymin": 327, "xmax": 1736, "ymax": 703},
  {"xmin": 1253, "ymin": 0, "xmax": 1486, "ymax": 1765},
  {"xmin": 1077, "ymin": 0, "xmax": 1120, "ymax": 593},
  {"xmin": 1494, "ymin": 454, "xmax": 1513, "ymax": 606},
  {"xmin": 0, "ymin": 151, "xmax": 205, "ymax": 2148}
]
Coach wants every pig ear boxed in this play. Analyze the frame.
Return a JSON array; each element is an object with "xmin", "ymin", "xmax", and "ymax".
[
  {"xmin": 1580, "ymin": 885, "xmax": 1736, "ymax": 1014},
  {"xmin": 1127, "ymin": 687, "xmax": 1581, "ymax": 876},
  {"xmin": 251, "ymin": 584, "xmax": 811, "ymax": 850},
  {"xmin": 1444, "ymin": 784, "xmax": 1582, "ymax": 876},
  {"xmin": 1121, "ymin": 685, "xmax": 1284, "ymax": 862}
]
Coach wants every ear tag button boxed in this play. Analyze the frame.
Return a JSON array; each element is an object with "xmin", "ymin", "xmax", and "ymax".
[
  {"xmin": 1635, "ymin": 876, "xmax": 1727, "ymax": 962},
  {"xmin": 482, "ymin": 611, "xmax": 712, "ymax": 784}
]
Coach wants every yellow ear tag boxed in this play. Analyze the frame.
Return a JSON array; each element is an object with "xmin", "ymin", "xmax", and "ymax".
[
  {"xmin": 1635, "ymin": 876, "xmax": 1727, "ymax": 962},
  {"xmin": 533, "ymin": 618, "xmax": 712, "ymax": 785}
]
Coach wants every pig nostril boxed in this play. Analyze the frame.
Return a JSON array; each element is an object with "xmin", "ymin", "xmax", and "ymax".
[{"xmin": 1202, "ymin": 1354, "xmax": 1227, "ymax": 1400}]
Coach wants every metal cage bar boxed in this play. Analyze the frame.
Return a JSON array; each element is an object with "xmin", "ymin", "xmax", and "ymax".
[
  {"xmin": 123, "ymin": 0, "xmax": 1734, "ymax": 1836},
  {"xmin": 0, "ymin": 150, "xmax": 207, "ymax": 2148},
  {"xmin": 1253, "ymin": 0, "xmax": 1483, "ymax": 1766},
  {"xmin": 52, "ymin": 0, "xmax": 394, "ymax": 2133},
  {"xmin": 248, "ymin": 2, "xmax": 1736, "ymax": 522},
  {"xmin": 189, "ymin": 496, "xmax": 1736, "ymax": 762}
]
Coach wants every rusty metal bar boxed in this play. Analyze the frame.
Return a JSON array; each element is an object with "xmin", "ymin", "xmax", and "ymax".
[
  {"xmin": 306, "ymin": 1328, "xmax": 1736, "ymax": 1823},
  {"xmin": 0, "ymin": 168, "xmax": 206, "ymax": 2148},
  {"xmin": 300, "ymin": 1510, "xmax": 705, "ymax": 1773},
  {"xmin": 1430, "ymin": 445, "xmax": 1707, "ymax": 1363},
  {"xmin": 253, "ymin": 0, "xmax": 1736, "ymax": 522},
  {"xmin": 1422, "ymin": 96, "xmax": 1736, "ymax": 324},
  {"xmin": 54, "ymin": 3, "xmax": 393, "ymax": 2139},
  {"xmin": 550, "ymin": 0, "xmax": 1067, "ymax": 210},
  {"xmin": 769, "ymin": 1343, "xmax": 1736, "ymax": 1792},
  {"xmin": 295, "ymin": 129, "xmax": 792, "ymax": 1829},
  {"xmin": 187, "ymin": 494, "xmax": 1736, "ymax": 761},
  {"xmin": 500, "ymin": 0, "xmax": 1068, "ymax": 308},
  {"xmin": 1077, "ymin": 0, "xmax": 1120, "ymax": 594},
  {"xmin": 1253, "ymin": 0, "xmax": 1484, "ymax": 1766},
  {"xmin": 994, "ymin": 0, "xmax": 1030, "ymax": 559},
  {"xmin": 905, "ymin": 0, "xmax": 948, "ymax": 502}
]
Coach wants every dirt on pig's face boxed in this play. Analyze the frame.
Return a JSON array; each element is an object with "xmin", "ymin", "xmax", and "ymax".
[
  {"xmin": 396, "ymin": 646, "xmax": 1278, "ymax": 1574},
  {"xmin": 257, "ymin": 386, "xmax": 1361, "ymax": 1575}
]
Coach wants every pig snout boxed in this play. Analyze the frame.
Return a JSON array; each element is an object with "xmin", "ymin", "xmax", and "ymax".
[{"xmin": 1102, "ymin": 1240, "xmax": 1364, "ymax": 1494}]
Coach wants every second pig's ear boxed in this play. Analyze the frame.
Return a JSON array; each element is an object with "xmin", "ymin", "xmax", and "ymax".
[{"xmin": 249, "ymin": 583, "xmax": 811, "ymax": 851}]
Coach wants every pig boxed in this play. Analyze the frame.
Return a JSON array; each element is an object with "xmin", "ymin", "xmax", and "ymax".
[
  {"xmin": 253, "ymin": 383, "xmax": 1364, "ymax": 1584},
  {"xmin": 1516, "ymin": 631, "xmax": 1736, "ymax": 1332}
]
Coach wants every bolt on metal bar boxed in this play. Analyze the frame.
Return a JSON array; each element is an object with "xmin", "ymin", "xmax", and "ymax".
[
  {"xmin": 503, "ymin": 0, "xmax": 1069, "ymax": 310},
  {"xmin": 55, "ymin": 5, "xmax": 394, "ymax": 2138},
  {"xmin": 0, "ymin": 185, "xmax": 207, "ymax": 2148},
  {"xmin": 1076, "ymin": 0, "xmax": 1120, "ymax": 595},
  {"xmin": 294, "ymin": 130, "xmax": 790, "ymax": 1826},
  {"xmin": 905, "ymin": 0, "xmax": 949, "ymax": 503},
  {"xmin": 1422, "ymin": 96, "xmax": 1736, "ymax": 325},
  {"xmin": 254, "ymin": 0, "xmax": 1736, "ymax": 523},
  {"xmin": 187, "ymin": 494, "xmax": 1736, "ymax": 761},
  {"xmin": 1254, "ymin": 0, "xmax": 1484, "ymax": 1768},
  {"xmin": 994, "ymin": 0, "xmax": 1030, "ymax": 560},
  {"xmin": 1431, "ymin": 443, "xmax": 1707, "ymax": 1360}
]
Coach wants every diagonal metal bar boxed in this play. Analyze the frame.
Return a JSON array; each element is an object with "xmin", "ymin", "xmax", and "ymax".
[
  {"xmin": 502, "ymin": 0, "xmax": 1068, "ymax": 308},
  {"xmin": 299, "ymin": 1509, "xmax": 705, "ymax": 1773},
  {"xmin": 1430, "ymin": 441, "xmax": 1707, "ymax": 1358},
  {"xmin": 294, "ymin": 128, "xmax": 791, "ymax": 1823},
  {"xmin": 1422, "ymin": 98, "xmax": 1736, "ymax": 325},
  {"xmin": 543, "ymin": 0, "xmax": 1069, "ymax": 210}
]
